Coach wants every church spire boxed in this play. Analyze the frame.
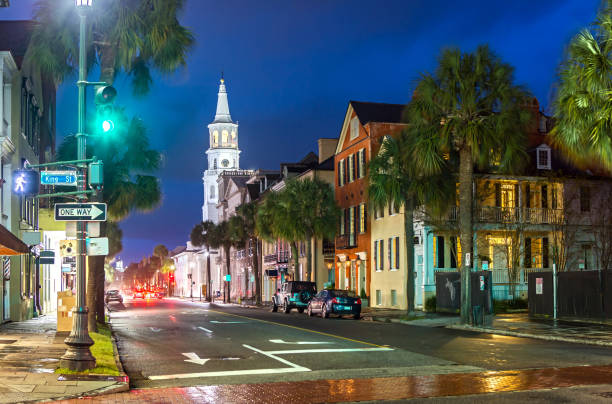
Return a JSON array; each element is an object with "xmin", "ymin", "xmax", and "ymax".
[{"xmin": 213, "ymin": 77, "xmax": 233, "ymax": 124}]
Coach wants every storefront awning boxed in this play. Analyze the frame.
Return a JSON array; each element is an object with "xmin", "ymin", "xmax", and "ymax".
[{"xmin": 0, "ymin": 224, "xmax": 30, "ymax": 255}]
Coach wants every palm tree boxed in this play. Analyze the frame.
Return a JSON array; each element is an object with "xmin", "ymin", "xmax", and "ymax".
[
  {"xmin": 58, "ymin": 115, "xmax": 161, "ymax": 330},
  {"xmin": 552, "ymin": 1, "xmax": 612, "ymax": 169},
  {"xmin": 287, "ymin": 179, "xmax": 339, "ymax": 283},
  {"xmin": 190, "ymin": 221, "xmax": 215, "ymax": 302},
  {"xmin": 368, "ymin": 134, "xmax": 455, "ymax": 313},
  {"xmin": 405, "ymin": 45, "xmax": 531, "ymax": 323},
  {"xmin": 234, "ymin": 202, "xmax": 262, "ymax": 304},
  {"xmin": 205, "ymin": 220, "xmax": 242, "ymax": 303},
  {"xmin": 28, "ymin": 0, "xmax": 194, "ymax": 95}
]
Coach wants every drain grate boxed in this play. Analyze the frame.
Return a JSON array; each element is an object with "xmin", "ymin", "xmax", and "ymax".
[{"xmin": 0, "ymin": 339, "xmax": 17, "ymax": 344}]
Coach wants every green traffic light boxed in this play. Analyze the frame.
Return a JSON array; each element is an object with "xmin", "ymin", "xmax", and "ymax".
[{"xmin": 102, "ymin": 120, "xmax": 114, "ymax": 132}]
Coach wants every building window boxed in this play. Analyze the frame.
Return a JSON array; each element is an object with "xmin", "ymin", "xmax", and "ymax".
[
  {"xmin": 551, "ymin": 184, "xmax": 558, "ymax": 209},
  {"xmin": 374, "ymin": 205, "xmax": 384, "ymax": 220},
  {"xmin": 536, "ymin": 145, "xmax": 551, "ymax": 170},
  {"xmin": 213, "ymin": 159, "xmax": 217, "ymax": 169},
  {"xmin": 359, "ymin": 203, "xmax": 366, "ymax": 233},
  {"xmin": 340, "ymin": 209, "xmax": 345, "ymax": 235},
  {"xmin": 350, "ymin": 116, "xmax": 359, "ymax": 140},
  {"xmin": 582, "ymin": 244, "xmax": 592, "ymax": 270},
  {"xmin": 357, "ymin": 148, "xmax": 366, "ymax": 178},
  {"xmin": 524, "ymin": 237, "xmax": 532, "ymax": 268},
  {"xmin": 338, "ymin": 159, "xmax": 345, "ymax": 186},
  {"xmin": 349, "ymin": 206, "xmax": 355, "ymax": 245},
  {"xmin": 374, "ymin": 239, "xmax": 384, "ymax": 271},
  {"xmin": 580, "ymin": 186, "xmax": 590, "ymax": 212},
  {"xmin": 388, "ymin": 202, "xmax": 397, "ymax": 216},
  {"xmin": 222, "ymin": 130, "xmax": 229, "ymax": 145},
  {"xmin": 541, "ymin": 185, "xmax": 548, "ymax": 209},
  {"xmin": 387, "ymin": 236, "xmax": 399, "ymax": 270},
  {"xmin": 375, "ymin": 289, "xmax": 382, "ymax": 305},
  {"xmin": 433, "ymin": 236, "xmax": 445, "ymax": 268},
  {"xmin": 213, "ymin": 130, "xmax": 219, "ymax": 146},
  {"xmin": 348, "ymin": 154, "xmax": 354, "ymax": 183},
  {"xmin": 391, "ymin": 289, "xmax": 397, "ymax": 306},
  {"xmin": 374, "ymin": 240, "xmax": 378, "ymax": 271}
]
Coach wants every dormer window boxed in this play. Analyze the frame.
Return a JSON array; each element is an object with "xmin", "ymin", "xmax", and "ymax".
[{"xmin": 536, "ymin": 145, "xmax": 551, "ymax": 170}]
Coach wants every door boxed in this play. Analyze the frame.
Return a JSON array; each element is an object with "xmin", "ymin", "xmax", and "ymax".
[
  {"xmin": 359, "ymin": 260, "xmax": 366, "ymax": 296},
  {"xmin": 2, "ymin": 280, "xmax": 9, "ymax": 321},
  {"xmin": 493, "ymin": 245, "xmax": 507, "ymax": 270},
  {"xmin": 350, "ymin": 261, "xmax": 356, "ymax": 292},
  {"xmin": 415, "ymin": 254, "xmax": 424, "ymax": 307}
]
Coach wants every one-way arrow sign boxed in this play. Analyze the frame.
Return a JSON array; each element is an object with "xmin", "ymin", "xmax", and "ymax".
[{"xmin": 54, "ymin": 203, "xmax": 107, "ymax": 222}]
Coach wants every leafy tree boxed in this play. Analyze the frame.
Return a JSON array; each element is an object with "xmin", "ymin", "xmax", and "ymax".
[
  {"xmin": 28, "ymin": 0, "xmax": 194, "ymax": 94},
  {"xmin": 190, "ymin": 220, "xmax": 216, "ymax": 302},
  {"xmin": 405, "ymin": 45, "xmax": 531, "ymax": 323},
  {"xmin": 153, "ymin": 244, "xmax": 168, "ymax": 261},
  {"xmin": 368, "ymin": 134, "xmax": 454, "ymax": 313},
  {"xmin": 552, "ymin": 1, "xmax": 612, "ymax": 170}
]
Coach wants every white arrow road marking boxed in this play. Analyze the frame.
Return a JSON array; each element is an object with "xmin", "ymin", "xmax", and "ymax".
[
  {"xmin": 90, "ymin": 205, "xmax": 104, "ymax": 219},
  {"xmin": 209, "ymin": 320, "xmax": 245, "ymax": 324},
  {"xmin": 269, "ymin": 339, "xmax": 332, "ymax": 345},
  {"xmin": 182, "ymin": 352, "xmax": 210, "ymax": 366},
  {"xmin": 198, "ymin": 326, "xmax": 213, "ymax": 333},
  {"xmin": 149, "ymin": 344, "xmax": 310, "ymax": 380}
]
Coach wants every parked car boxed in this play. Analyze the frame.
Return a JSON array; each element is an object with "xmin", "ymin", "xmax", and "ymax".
[
  {"xmin": 273, "ymin": 281, "xmax": 317, "ymax": 313},
  {"xmin": 307, "ymin": 289, "xmax": 361, "ymax": 319},
  {"xmin": 104, "ymin": 289, "xmax": 123, "ymax": 304}
]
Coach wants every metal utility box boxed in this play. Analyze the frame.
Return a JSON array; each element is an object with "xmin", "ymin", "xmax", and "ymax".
[{"xmin": 88, "ymin": 161, "xmax": 104, "ymax": 187}]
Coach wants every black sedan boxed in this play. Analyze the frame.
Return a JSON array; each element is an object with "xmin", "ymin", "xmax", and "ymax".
[{"xmin": 307, "ymin": 289, "xmax": 361, "ymax": 319}]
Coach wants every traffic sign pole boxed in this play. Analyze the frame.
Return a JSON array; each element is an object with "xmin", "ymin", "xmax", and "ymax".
[{"xmin": 61, "ymin": 6, "xmax": 95, "ymax": 372}]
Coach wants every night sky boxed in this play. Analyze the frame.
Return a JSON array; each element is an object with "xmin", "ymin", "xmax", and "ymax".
[{"xmin": 1, "ymin": 0, "xmax": 599, "ymax": 265}]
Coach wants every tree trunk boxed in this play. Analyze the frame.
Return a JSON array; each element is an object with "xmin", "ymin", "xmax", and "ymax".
[
  {"xmin": 224, "ymin": 244, "xmax": 231, "ymax": 303},
  {"xmin": 404, "ymin": 196, "xmax": 415, "ymax": 313},
  {"xmin": 306, "ymin": 236, "xmax": 313, "ymax": 282},
  {"xmin": 290, "ymin": 241, "xmax": 299, "ymax": 281},
  {"xmin": 459, "ymin": 146, "xmax": 474, "ymax": 324},
  {"xmin": 206, "ymin": 248, "xmax": 212, "ymax": 302},
  {"xmin": 253, "ymin": 238, "xmax": 261, "ymax": 305}
]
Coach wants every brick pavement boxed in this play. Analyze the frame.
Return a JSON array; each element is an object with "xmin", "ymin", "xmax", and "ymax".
[{"xmin": 52, "ymin": 364, "xmax": 612, "ymax": 403}]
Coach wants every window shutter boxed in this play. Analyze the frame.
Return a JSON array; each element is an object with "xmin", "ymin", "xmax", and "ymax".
[
  {"xmin": 363, "ymin": 203, "xmax": 367, "ymax": 232},
  {"xmin": 344, "ymin": 159, "xmax": 348, "ymax": 185},
  {"xmin": 437, "ymin": 236, "xmax": 445, "ymax": 268},
  {"xmin": 374, "ymin": 240, "xmax": 378, "ymax": 270},
  {"xmin": 380, "ymin": 240, "xmax": 384, "ymax": 271},
  {"xmin": 542, "ymin": 237, "xmax": 549, "ymax": 268},
  {"xmin": 494, "ymin": 183, "xmax": 501, "ymax": 207},
  {"xmin": 525, "ymin": 238, "xmax": 532, "ymax": 268},
  {"xmin": 395, "ymin": 237, "xmax": 400, "ymax": 269},
  {"xmin": 525, "ymin": 184, "xmax": 531, "ymax": 208},
  {"xmin": 541, "ymin": 185, "xmax": 548, "ymax": 209},
  {"xmin": 337, "ymin": 161, "xmax": 341, "ymax": 186}
]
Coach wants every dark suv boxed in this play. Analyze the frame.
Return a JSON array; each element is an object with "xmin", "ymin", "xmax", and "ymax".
[{"xmin": 273, "ymin": 281, "xmax": 316, "ymax": 313}]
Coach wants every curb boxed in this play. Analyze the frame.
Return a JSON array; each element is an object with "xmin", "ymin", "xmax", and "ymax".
[{"xmin": 447, "ymin": 324, "xmax": 612, "ymax": 347}]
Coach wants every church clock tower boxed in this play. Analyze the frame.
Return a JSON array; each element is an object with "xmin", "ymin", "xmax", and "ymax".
[{"xmin": 202, "ymin": 78, "xmax": 241, "ymax": 223}]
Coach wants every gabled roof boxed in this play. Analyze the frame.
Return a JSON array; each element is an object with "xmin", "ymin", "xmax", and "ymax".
[
  {"xmin": 350, "ymin": 101, "xmax": 406, "ymax": 125},
  {"xmin": 0, "ymin": 20, "xmax": 35, "ymax": 68},
  {"xmin": 170, "ymin": 245, "xmax": 187, "ymax": 257},
  {"xmin": 335, "ymin": 100, "xmax": 407, "ymax": 154}
]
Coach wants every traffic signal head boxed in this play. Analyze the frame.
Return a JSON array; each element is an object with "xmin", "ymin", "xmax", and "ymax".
[{"xmin": 94, "ymin": 85, "xmax": 118, "ymax": 134}]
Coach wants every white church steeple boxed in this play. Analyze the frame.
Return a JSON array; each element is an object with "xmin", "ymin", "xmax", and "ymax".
[{"xmin": 202, "ymin": 77, "xmax": 241, "ymax": 223}]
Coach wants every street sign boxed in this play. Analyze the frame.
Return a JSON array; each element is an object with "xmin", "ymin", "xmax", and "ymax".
[
  {"xmin": 40, "ymin": 250, "xmax": 55, "ymax": 265},
  {"xmin": 41, "ymin": 171, "xmax": 78, "ymax": 186},
  {"xmin": 86, "ymin": 237, "xmax": 108, "ymax": 256},
  {"xmin": 54, "ymin": 203, "xmax": 107, "ymax": 221}
]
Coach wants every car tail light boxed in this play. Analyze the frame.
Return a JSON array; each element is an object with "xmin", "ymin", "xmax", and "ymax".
[
  {"xmin": 356, "ymin": 298, "xmax": 362, "ymax": 305},
  {"xmin": 332, "ymin": 298, "xmax": 338, "ymax": 304}
]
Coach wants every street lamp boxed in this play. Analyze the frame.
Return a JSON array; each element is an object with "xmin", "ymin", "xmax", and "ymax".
[{"xmin": 60, "ymin": 0, "xmax": 95, "ymax": 371}]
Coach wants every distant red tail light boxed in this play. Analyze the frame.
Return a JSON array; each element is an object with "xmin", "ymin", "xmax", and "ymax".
[
  {"xmin": 356, "ymin": 298, "xmax": 362, "ymax": 305},
  {"xmin": 332, "ymin": 298, "xmax": 338, "ymax": 304}
]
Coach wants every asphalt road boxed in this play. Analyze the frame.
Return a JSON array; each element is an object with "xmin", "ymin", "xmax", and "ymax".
[{"xmin": 109, "ymin": 298, "xmax": 612, "ymax": 390}]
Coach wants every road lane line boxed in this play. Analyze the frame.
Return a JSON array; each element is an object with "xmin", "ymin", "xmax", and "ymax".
[
  {"xmin": 148, "ymin": 344, "xmax": 310, "ymax": 380},
  {"xmin": 266, "ymin": 347, "xmax": 394, "ymax": 355},
  {"xmin": 198, "ymin": 326, "xmax": 213, "ymax": 333},
  {"xmin": 206, "ymin": 308, "xmax": 384, "ymax": 347},
  {"xmin": 269, "ymin": 339, "xmax": 332, "ymax": 345},
  {"xmin": 210, "ymin": 320, "xmax": 245, "ymax": 324}
]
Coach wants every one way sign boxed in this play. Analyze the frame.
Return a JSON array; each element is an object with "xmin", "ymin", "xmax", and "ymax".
[{"xmin": 54, "ymin": 203, "xmax": 107, "ymax": 222}]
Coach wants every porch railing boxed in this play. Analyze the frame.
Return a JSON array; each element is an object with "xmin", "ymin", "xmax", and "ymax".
[{"xmin": 440, "ymin": 206, "xmax": 564, "ymax": 225}]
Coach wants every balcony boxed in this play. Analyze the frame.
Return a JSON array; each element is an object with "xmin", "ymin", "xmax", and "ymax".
[
  {"xmin": 436, "ymin": 205, "xmax": 563, "ymax": 225},
  {"xmin": 263, "ymin": 251, "xmax": 290, "ymax": 264},
  {"xmin": 336, "ymin": 234, "xmax": 356, "ymax": 250},
  {"xmin": 322, "ymin": 240, "xmax": 335, "ymax": 257}
]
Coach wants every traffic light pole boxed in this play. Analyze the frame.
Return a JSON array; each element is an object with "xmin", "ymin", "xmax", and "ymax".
[{"xmin": 60, "ymin": 7, "xmax": 96, "ymax": 371}]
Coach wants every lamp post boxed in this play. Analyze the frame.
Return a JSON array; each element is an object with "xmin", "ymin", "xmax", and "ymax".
[{"xmin": 60, "ymin": 0, "xmax": 96, "ymax": 371}]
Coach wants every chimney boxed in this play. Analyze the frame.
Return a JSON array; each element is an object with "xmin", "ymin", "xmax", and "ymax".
[{"xmin": 317, "ymin": 138, "xmax": 339, "ymax": 164}]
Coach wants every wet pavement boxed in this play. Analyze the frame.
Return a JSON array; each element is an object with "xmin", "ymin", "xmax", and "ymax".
[
  {"xmin": 0, "ymin": 315, "xmax": 126, "ymax": 403},
  {"xmin": 452, "ymin": 313, "xmax": 612, "ymax": 346},
  {"xmin": 52, "ymin": 364, "xmax": 612, "ymax": 403}
]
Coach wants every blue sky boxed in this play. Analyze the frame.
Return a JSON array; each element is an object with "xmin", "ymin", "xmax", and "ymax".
[{"xmin": 1, "ymin": 0, "xmax": 600, "ymax": 264}]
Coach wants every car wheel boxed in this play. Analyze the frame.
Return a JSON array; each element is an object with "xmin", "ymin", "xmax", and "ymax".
[
  {"xmin": 307, "ymin": 304, "xmax": 314, "ymax": 316},
  {"xmin": 272, "ymin": 304, "xmax": 278, "ymax": 312},
  {"xmin": 298, "ymin": 308, "xmax": 304, "ymax": 314},
  {"xmin": 283, "ymin": 300, "xmax": 291, "ymax": 313},
  {"xmin": 322, "ymin": 304, "xmax": 329, "ymax": 318}
]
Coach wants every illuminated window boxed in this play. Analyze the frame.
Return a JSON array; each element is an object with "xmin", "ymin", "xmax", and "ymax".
[
  {"xmin": 359, "ymin": 203, "xmax": 366, "ymax": 233},
  {"xmin": 222, "ymin": 130, "xmax": 228, "ymax": 144},
  {"xmin": 348, "ymin": 154, "xmax": 354, "ymax": 182},
  {"xmin": 340, "ymin": 209, "xmax": 345, "ymax": 235},
  {"xmin": 213, "ymin": 131, "xmax": 219, "ymax": 145},
  {"xmin": 358, "ymin": 149, "xmax": 366, "ymax": 178},
  {"xmin": 338, "ymin": 159, "xmax": 345, "ymax": 186}
]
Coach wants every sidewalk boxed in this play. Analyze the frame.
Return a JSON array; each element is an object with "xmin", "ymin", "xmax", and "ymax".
[
  {"xmin": 450, "ymin": 313, "xmax": 612, "ymax": 346},
  {"xmin": 0, "ymin": 314, "xmax": 127, "ymax": 403}
]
